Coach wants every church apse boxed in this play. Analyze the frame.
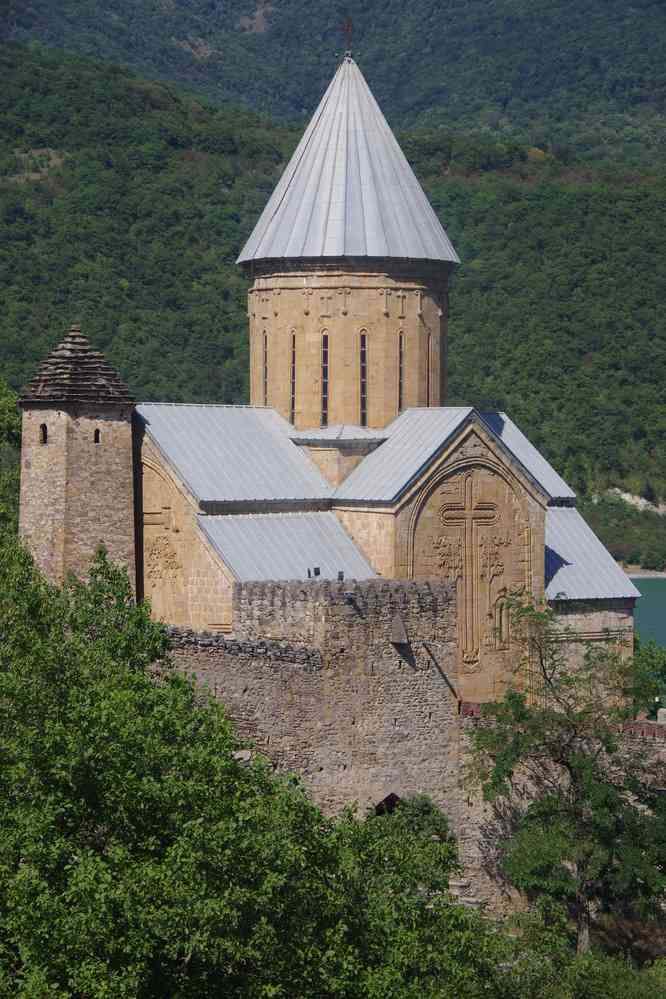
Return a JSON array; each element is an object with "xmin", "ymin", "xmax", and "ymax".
[{"xmin": 401, "ymin": 429, "xmax": 547, "ymax": 702}]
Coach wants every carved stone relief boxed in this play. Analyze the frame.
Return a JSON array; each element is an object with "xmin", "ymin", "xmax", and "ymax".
[
  {"xmin": 410, "ymin": 448, "xmax": 535, "ymax": 696},
  {"xmin": 145, "ymin": 535, "xmax": 181, "ymax": 583}
]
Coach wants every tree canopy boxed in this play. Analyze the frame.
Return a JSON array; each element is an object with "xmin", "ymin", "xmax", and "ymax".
[
  {"xmin": 470, "ymin": 601, "xmax": 666, "ymax": 955},
  {"xmin": 7, "ymin": 1, "xmax": 666, "ymax": 165},
  {"xmin": 2, "ymin": 42, "xmax": 666, "ymax": 509}
]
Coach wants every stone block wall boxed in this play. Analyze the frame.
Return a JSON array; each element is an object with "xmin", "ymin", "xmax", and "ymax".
[
  {"xmin": 19, "ymin": 405, "xmax": 135, "ymax": 584},
  {"xmin": 171, "ymin": 579, "xmax": 459, "ymax": 813},
  {"xmin": 167, "ymin": 579, "xmax": 514, "ymax": 911},
  {"xmin": 247, "ymin": 261, "xmax": 450, "ymax": 429}
]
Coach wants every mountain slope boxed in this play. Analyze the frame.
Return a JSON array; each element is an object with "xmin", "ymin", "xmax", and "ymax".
[
  {"xmin": 2, "ymin": 42, "xmax": 666, "ymax": 503},
  {"xmin": 6, "ymin": 0, "xmax": 666, "ymax": 164}
]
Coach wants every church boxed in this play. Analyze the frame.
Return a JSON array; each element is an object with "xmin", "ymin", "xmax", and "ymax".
[{"xmin": 19, "ymin": 55, "xmax": 637, "ymax": 708}]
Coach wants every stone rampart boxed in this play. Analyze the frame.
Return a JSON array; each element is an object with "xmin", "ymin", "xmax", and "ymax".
[{"xmin": 169, "ymin": 578, "xmax": 462, "ymax": 820}]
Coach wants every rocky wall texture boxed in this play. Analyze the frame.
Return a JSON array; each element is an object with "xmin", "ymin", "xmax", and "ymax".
[{"xmin": 166, "ymin": 578, "xmax": 518, "ymax": 913}]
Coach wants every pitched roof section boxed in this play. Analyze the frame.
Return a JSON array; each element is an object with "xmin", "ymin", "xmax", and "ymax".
[
  {"xmin": 237, "ymin": 56, "xmax": 459, "ymax": 265},
  {"xmin": 479, "ymin": 413, "xmax": 575, "ymax": 502},
  {"xmin": 545, "ymin": 508, "xmax": 640, "ymax": 601},
  {"xmin": 334, "ymin": 408, "xmax": 575, "ymax": 504},
  {"xmin": 136, "ymin": 403, "xmax": 332, "ymax": 505},
  {"xmin": 19, "ymin": 325, "xmax": 133, "ymax": 406},
  {"xmin": 334, "ymin": 408, "xmax": 472, "ymax": 503},
  {"xmin": 199, "ymin": 511, "xmax": 377, "ymax": 581},
  {"xmin": 290, "ymin": 424, "xmax": 387, "ymax": 444}
]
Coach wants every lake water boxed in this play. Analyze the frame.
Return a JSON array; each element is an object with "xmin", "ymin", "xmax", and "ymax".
[{"xmin": 631, "ymin": 577, "xmax": 666, "ymax": 647}]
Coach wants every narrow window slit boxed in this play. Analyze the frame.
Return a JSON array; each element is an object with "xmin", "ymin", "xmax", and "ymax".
[
  {"xmin": 290, "ymin": 331, "xmax": 296, "ymax": 425},
  {"xmin": 398, "ymin": 332, "xmax": 405, "ymax": 412},
  {"xmin": 359, "ymin": 331, "xmax": 368, "ymax": 427},
  {"xmin": 39, "ymin": 424, "xmax": 48, "ymax": 445},
  {"xmin": 262, "ymin": 331, "xmax": 268, "ymax": 406},
  {"xmin": 321, "ymin": 332, "xmax": 329, "ymax": 427}
]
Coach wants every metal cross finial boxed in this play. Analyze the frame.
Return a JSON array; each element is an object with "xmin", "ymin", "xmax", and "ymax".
[{"xmin": 342, "ymin": 17, "xmax": 353, "ymax": 54}]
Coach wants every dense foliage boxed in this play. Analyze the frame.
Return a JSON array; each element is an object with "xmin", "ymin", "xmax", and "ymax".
[
  {"xmin": 0, "ymin": 538, "xmax": 499, "ymax": 997},
  {"xmin": 579, "ymin": 495, "xmax": 666, "ymax": 571},
  {"xmin": 1, "ymin": 538, "xmax": 666, "ymax": 995},
  {"xmin": 471, "ymin": 601, "xmax": 666, "ymax": 955},
  {"xmin": 6, "ymin": 1, "xmax": 666, "ymax": 164},
  {"xmin": 3, "ymin": 43, "xmax": 666, "ymax": 506}
]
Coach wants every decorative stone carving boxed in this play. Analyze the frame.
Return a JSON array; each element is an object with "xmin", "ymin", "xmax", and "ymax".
[
  {"xmin": 411, "ymin": 457, "xmax": 536, "ymax": 693},
  {"xmin": 145, "ymin": 535, "xmax": 181, "ymax": 583},
  {"xmin": 320, "ymin": 290, "xmax": 334, "ymax": 317},
  {"xmin": 379, "ymin": 288, "xmax": 392, "ymax": 316},
  {"xmin": 338, "ymin": 287, "xmax": 352, "ymax": 315}
]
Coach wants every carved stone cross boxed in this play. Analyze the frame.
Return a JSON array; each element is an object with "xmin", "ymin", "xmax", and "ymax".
[
  {"xmin": 439, "ymin": 472, "xmax": 499, "ymax": 664},
  {"xmin": 415, "ymin": 290, "xmax": 424, "ymax": 317},
  {"xmin": 320, "ymin": 290, "xmax": 334, "ymax": 317},
  {"xmin": 379, "ymin": 288, "xmax": 392, "ymax": 316},
  {"xmin": 260, "ymin": 292, "xmax": 271, "ymax": 319},
  {"xmin": 338, "ymin": 287, "xmax": 352, "ymax": 315},
  {"xmin": 302, "ymin": 288, "xmax": 313, "ymax": 315},
  {"xmin": 395, "ymin": 289, "xmax": 408, "ymax": 318}
]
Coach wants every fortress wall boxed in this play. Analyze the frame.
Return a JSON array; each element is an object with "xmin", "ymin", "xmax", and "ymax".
[{"xmin": 168, "ymin": 579, "xmax": 465, "ymax": 817}]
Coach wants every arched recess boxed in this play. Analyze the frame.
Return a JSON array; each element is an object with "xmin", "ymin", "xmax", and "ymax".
[{"xmin": 404, "ymin": 452, "xmax": 535, "ymax": 688}]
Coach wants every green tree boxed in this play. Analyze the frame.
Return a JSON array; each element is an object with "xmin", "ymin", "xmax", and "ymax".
[
  {"xmin": 0, "ymin": 378, "xmax": 20, "ymax": 531},
  {"xmin": 470, "ymin": 601, "xmax": 666, "ymax": 954},
  {"xmin": 0, "ymin": 537, "xmax": 494, "ymax": 998}
]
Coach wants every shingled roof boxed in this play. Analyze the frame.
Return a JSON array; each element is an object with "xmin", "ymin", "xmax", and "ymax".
[{"xmin": 19, "ymin": 325, "xmax": 133, "ymax": 407}]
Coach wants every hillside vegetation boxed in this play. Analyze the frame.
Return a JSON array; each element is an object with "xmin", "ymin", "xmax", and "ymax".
[
  {"xmin": 2, "ymin": 42, "xmax": 666, "ymax": 508},
  {"xmin": 6, "ymin": 0, "xmax": 666, "ymax": 164}
]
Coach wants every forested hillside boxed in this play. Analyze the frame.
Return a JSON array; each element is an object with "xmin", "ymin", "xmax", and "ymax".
[
  {"xmin": 2, "ymin": 41, "xmax": 666, "ymax": 504},
  {"xmin": 6, "ymin": 0, "xmax": 666, "ymax": 164}
]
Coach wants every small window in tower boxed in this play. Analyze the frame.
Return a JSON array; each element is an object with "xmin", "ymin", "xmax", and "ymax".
[
  {"xmin": 262, "ymin": 331, "xmax": 268, "ymax": 406},
  {"xmin": 94, "ymin": 428, "xmax": 101, "ymax": 444},
  {"xmin": 290, "ymin": 331, "xmax": 296, "ymax": 425},
  {"xmin": 321, "ymin": 332, "xmax": 329, "ymax": 427},
  {"xmin": 359, "ymin": 331, "xmax": 368, "ymax": 427},
  {"xmin": 426, "ymin": 332, "xmax": 432, "ymax": 407},
  {"xmin": 398, "ymin": 332, "xmax": 405, "ymax": 412},
  {"xmin": 39, "ymin": 423, "xmax": 48, "ymax": 445}
]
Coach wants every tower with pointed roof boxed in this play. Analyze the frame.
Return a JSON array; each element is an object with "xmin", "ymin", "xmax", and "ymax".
[
  {"xmin": 238, "ymin": 54, "xmax": 459, "ymax": 432},
  {"xmin": 18, "ymin": 324, "xmax": 136, "ymax": 584}
]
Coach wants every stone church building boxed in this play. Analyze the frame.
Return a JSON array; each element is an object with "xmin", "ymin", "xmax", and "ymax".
[{"xmin": 18, "ymin": 55, "xmax": 638, "ymax": 899}]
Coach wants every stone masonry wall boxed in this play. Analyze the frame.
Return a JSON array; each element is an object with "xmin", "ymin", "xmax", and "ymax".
[
  {"xmin": 247, "ymin": 262, "xmax": 450, "ymax": 429},
  {"xmin": 19, "ymin": 408, "xmax": 68, "ymax": 582},
  {"xmin": 64, "ymin": 406, "xmax": 135, "ymax": 583},
  {"xmin": 167, "ymin": 578, "xmax": 513, "ymax": 911},
  {"xmin": 20, "ymin": 405, "xmax": 135, "ymax": 584}
]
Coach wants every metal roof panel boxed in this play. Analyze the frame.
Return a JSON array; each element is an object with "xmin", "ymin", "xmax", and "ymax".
[
  {"xmin": 137, "ymin": 403, "xmax": 331, "ymax": 504},
  {"xmin": 545, "ymin": 508, "xmax": 640, "ymax": 601},
  {"xmin": 199, "ymin": 511, "xmax": 377, "ymax": 581},
  {"xmin": 480, "ymin": 413, "xmax": 575, "ymax": 501},
  {"xmin": 334, "ymin": 408, "xmax": 473, "ymax": 502},
  {"xmin": 238, "ymin": 56, "xmax": 459, "ymax": 265}
]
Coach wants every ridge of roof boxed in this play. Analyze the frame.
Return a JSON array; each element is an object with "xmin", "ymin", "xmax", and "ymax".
[
  {"xmin": 19, "ymin": 324, "xmax": 133, "ymax": 407},
  {"xmin": 136, "ymin": 402, "xmax": 332, "ymax": 505},
  {"xmin": 334, "ymin": 407, "xmax": 575, "ymax": 504},
  {"xmin": 238, "ymin": 55, "xmax": 459, "ymax": 265}
]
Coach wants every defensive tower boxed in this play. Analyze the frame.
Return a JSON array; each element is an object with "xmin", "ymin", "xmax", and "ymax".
[
  {"xmin": 18, "ymin": 324, "xmax": 136, "ymax": 584},
  {"xmin": 238, "ymin": 55, "xmax": 459, "ymax": 430}
]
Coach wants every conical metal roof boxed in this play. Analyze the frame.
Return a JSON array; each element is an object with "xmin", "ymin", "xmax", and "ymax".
[{"xmin": 237, "ymin": 55, "xmax": 459, "ymax": 265}]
